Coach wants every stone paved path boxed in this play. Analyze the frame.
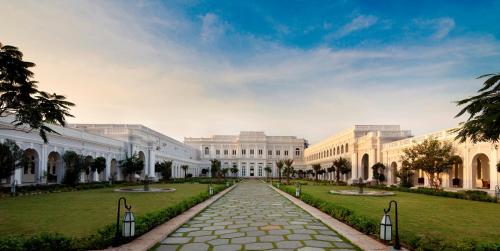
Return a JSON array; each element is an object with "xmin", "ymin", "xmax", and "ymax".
[{"xmin": 156, "ymin": 180, "xmax": 357, "ymax": 251}]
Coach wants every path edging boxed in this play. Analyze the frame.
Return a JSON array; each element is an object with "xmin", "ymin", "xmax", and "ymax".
[
  {"xmin": 103, "ymin": 184, "xmax": 237, "ymax": 251},
  {"xmin": 269, "ymin": 184, "xmax": 404, "ymax": 251}
]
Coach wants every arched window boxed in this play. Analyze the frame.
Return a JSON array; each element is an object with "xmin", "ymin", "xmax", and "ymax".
[
  {"xmin": 295, "ymin": 148, "xmax": 300, "ymax": 156},
  {"xmin": 341, "ymin": 145, "xmax": 344, "ymax": 154},
  {"xmin": 345, "ymin": 143, "xmax": 348, "ymax": 153},
  {"xmin": 204, "ymin": 147, "xmax": 209, "ymax": 155},
  {"xmin": 337, "ymin": 146, "xmax": 340, "ymax": 154}
]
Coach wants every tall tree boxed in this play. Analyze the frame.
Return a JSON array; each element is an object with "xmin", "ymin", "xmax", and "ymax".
[
  {"xmin": 155, "ymin": 160, "xmax": 172, "ymax": 181},
  {"xmin": 230, "ymin": 164, "xmax": 239, "ymax": 178},
  {"xmin": 92, "ymin": 156, "xmax": 106, "ymax": 180},
  {"xmin": 210, "ymin": 159, "xmax": 221, "ymax": 179},
  {"xmin": 312, "ymin": 164, "xmax": 321, "ymax": 181},
  {"xmin": 264, "ymin": 166, "xmax": 272, "ymax": 182},
  {"xmin": 371, "ymin": 162, "xmax": 386, "ymax": 183},
  {"xmin": 455, "ymin": 73, "xmax": 500, "ymax": 143},
  {"xmin": 0, "ymin": 42, "xmax": 74, "ymax": 143},
  {"xmin": 119, "ymin": 153, "xmax": 144, "ymax": 181},
  {"xmin": 221, "ymin": 167, "xmax": 229, "ymax": 180},
  {"xmin": 275, "ymin": 160, "xmax": 284, "ymax": 183},
  {"xmin": 284, "ymin": 159, "xmax": 294, "ymax": 184},
  {"xmin": 401, "ymin": 138, "xmax": 454, "ymax": 189},
  {"xmin": 62, "ymin": 151, "xmax": 84, "ymax": 185},
  {"xmin": 0, "ymin": 139, "xmax": 25, "ymax": 181},
  {"xmin": 327, "ymin": 166, "xmax": 335, "ymax": 182},
  {"xmin": 181, "ymin": 165, "xmax": 189, "ymax": 180},
  {"xmin": 396, "ymin": 160, "xmax": 414, "ymax": 188},
  {"xmin": 336, "ymin": 157, "xmax": 352, "ymax": 182}
]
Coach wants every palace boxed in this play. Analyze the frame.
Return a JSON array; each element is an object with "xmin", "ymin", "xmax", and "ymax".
[{"xmin": 0, "ymin": 116, "xmax": 498, "ymax": 192}]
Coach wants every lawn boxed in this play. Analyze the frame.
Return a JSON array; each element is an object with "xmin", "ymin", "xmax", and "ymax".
[
  {"xmin": 291, "ymin": 184, "xmax": 500, "ymax": 245},
  {"xmin": 0, "ymin": 183, "xmax": 208, "ymax": 237}
]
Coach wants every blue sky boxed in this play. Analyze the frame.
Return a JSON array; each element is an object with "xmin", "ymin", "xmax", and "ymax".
[{"xmin": 1, "ymin": 0, "xmax": 499, "ymax": 142}]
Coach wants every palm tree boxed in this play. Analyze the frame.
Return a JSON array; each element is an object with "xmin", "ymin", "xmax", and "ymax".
[
  {"xmin": 371, "ymin": 162, "xmax": 386, "ymax": 184},
  {"xmin": 327, "ymin": 165, "xmax": 335, "ymax": 182},
  {"xmin": 221, "ymin": 167, "xmax": 229, "ymax": 180},
  {"xmin": 284, "ymin": 159, "xmax": 294, "ymax": 184},
  {"xmin": 230, "ymin": 164, "xmax": 239, "ymax": 179},
  {"xmin": 455, "ymin": 73, "xmax": 500, "ymax": 143},
  {"xmin": 312, "ymin": 164, "xmax": 321, "ymax": 181},
  {"xmin": 264, "ymin": 166, "xmax": 272, "ymax": 182},
  {"xmin": 334, "ymin": 157, "xmax": 352, "ymax": 183},
  {"xmin": 181, "ymin": 165, "xmax": 189, "ymax": 180},
  {"xmin": 210, "ymin": 159, "xmax": 221, "ymax": 180},
  {"xmin": 276, "ymin": 160, "xmax": 284, "ymax": 183}
]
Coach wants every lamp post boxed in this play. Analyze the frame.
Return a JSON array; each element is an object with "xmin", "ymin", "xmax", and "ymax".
[
  {"xmin": 295, "ymin": 182, "xmax": 301, "ymax": 197},
  {"xmin": 113, "ymin": 197, "xmax": 135, "ymax": 246},
  {"xmin": 380, "ymin": 200, "xmax": 400, "ymax": 250},
  {"xmin": 10, "ymin": 179, "xmax": 17, "ymax": 197},
  {"xmin": 208, "ymin": 183, "xmax": 214, "ymax": 196}
]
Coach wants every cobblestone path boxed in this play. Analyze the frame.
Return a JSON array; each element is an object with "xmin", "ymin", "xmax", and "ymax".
[{"xmin": 156, "ymin": 180, "xmax": 357, "ymax": 251}]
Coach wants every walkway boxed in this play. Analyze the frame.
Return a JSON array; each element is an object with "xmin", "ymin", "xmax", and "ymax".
[{"xmin": 156, "ymin": 180, "xmax": 357, "ymax": 251}]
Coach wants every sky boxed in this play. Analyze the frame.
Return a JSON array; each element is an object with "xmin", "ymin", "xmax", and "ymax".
[{"xmin": 1, "ymin": 0, "xmax": 499, "ymax": 143}]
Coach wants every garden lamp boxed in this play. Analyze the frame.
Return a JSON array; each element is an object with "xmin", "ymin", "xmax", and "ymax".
[
  {"xmin": 295, "ymin": 183, "xmax": 301, "ymax": 197},
  {"xmin": 113, "ymin": 197, "xmax": 135, "ymax": 246},
  {"xmin": 380, "ymin": 200, "xmax": 401, "ymax": 250},
  {"xmin": 122, "ymin": 208, "xmax": 135, "ymax": 238},
  {"xmin": 209, "ymin": 183, "xmax": 214, "ymax": 196}
]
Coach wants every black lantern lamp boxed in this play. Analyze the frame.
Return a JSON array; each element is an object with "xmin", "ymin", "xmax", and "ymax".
[
  {"xmin": 208, "ymin": 183, "xmax": 214, "ymax": 196},
  {"xmin": 113, "ymin": 197, "xmax": 135, "ymax": 246},
  {"xmin": 380, "ymin": 200, "xmax": 400, "ymax": 250},
  {"xmin": 10, "ymin": 179, "xmax": 17, "ymax": 197},
  {"xmin": 295, "ymin": 182, "xmax": 301, "ymax": 197}
]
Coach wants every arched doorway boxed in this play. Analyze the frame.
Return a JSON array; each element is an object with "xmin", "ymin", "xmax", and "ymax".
[
  {"xmin": 47, "ymin": 152, "xmax": 62, "ymax": 183},
  {"xmin": 472, "ymin": 153, "xmax": 490, "ymax": 189},
  {"xmin": 390, "ymin": 162, "xmax": 398, "ymax": 184},
  {"xmin": 22, "ymin": 149, "xmax": 38, "ymax": 184},
  {"xmin": 361, "ymin": 154, "xmax": 369, "ymax": 180}
]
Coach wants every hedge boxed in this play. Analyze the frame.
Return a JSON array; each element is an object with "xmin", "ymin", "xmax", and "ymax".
[
  {"xmin": 276, "ymin": 185, "xmax": 500, "ymax": 251},
  {"xmin": 0, "ymin": 185, "xmax": 227, "ymax": 251},
  {"xmin": 0, "ymin": 181, "xmax": 139, "ymax": 197},
  {"xmin": 366, "ymin": 185, "xmax": 497, "ymax": 203}
]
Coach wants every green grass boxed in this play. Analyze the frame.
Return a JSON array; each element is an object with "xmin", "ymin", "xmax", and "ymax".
[
  {"xmin": 291, "ymin": 184, "xmax": 500, "ymax": 245},
  {"xmin": 0, "ymin": 183, "xmax": 208, "ymax": 237}
]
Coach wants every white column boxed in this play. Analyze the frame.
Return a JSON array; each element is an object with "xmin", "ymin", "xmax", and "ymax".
[
  {"xmin": 93, "ymin": 169, "xmax": 99, "ymax": 182},
  {"xmin": 149, "ymin": 148, "xmax": 156, "ymax": 178},
  {"xmin": 369, "ymin": 149, "xmax": 376, "ymax": 180},
  {"xmin": 105, "ymin": 156, "xmax": 111, "ymax": 180},
  {"xmin": 489, "ymin": 147, "xmax": 498, "ymax": 190},
  {"xmin": 351, "ymin": 153, "xmax": 358, "ymax": 181},
  {"xmin": 14, "ymin": 168, "xmax": 22, "ymax": 184},
  {"xmin": 39, "ymin": 145, "xmax": 48, "ymax": 184}
]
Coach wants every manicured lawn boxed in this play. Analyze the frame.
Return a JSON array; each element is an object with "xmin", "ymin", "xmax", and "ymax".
[
  {"xmin": 293, "ymin": 184, "xmax": 500, "ymax": 244},
  {"xmin": 0, "ymin": 183, "xmax": 208, "ymax": 237}
]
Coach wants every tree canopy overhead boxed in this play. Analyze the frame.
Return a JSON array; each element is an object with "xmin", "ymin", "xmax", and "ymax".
[
  {"xmin": 455, "ymin": 73, "xmax": 500, "ymax": 143},
  {"xmin": 0, "ymin": 42, "xmax": 74, "ymax": 143}
]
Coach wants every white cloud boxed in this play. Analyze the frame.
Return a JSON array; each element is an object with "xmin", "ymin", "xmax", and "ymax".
[
  {"xmin": 414, "ymin": 17, "xmax": 456, "ymax": 40},
  {"xmin": 0, "ymin": 2, "xmax": 497, "ymax": 143},
  {"xmin": 335, "ymin": 15, "xmax": 378, "ymax": 38},
  {"xmin": 200, "ymin": 13, "xmax": 228, "ymax": 43}
]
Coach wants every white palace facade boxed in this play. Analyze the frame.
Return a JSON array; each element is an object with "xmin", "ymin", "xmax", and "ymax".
[
  {"xmin": 1, "ymin": 116, "xmax": 499, "ymax": 192},
  {"xmin": 185, "ymin": 131, "xmax": 307, "ymax": 178},
  {"xmin": 304, "ymin": 125, "xmax": 499, "ymax": 192}
]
